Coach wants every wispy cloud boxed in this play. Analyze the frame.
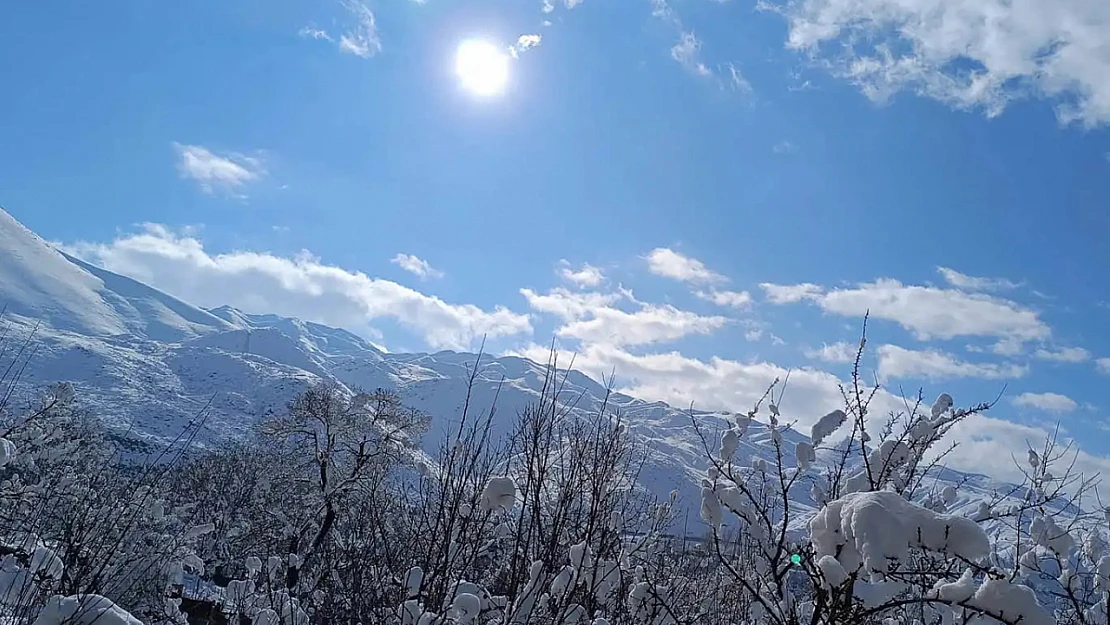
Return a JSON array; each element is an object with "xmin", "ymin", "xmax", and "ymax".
[
  {"xmin": 770, "ymin": 0, "xmax": 1110, "ymax": 126},
  {"xmin": 338, "ymin": 0, "xmax": 381, "ymax": 58},
  {"xmin": 521, "ymin": 287, "xmax": 728, "ymax": 347},
  {"xmin": 805, "ymin": 341, "xmax": 857, "ymax": 364},
  {"xmin": 652, "ymin": 0, "xmax": 715, "ymax": 79},
  {"xmin": 172, "ymin": 143, "xmax": 265, "ymax": 198},
  {"xmin": 1097, "ymin": 358, "xmax": 1110, "ymax": 375},
  {"xmin": 646, "ymin": 248, "xmax": 726, "ymax": 284},
  {"xmin": 937, "ymin": 267, "xmax": 1019, "ymax": 292},
  {"xmin": 1034, "ymin": 347, "xmax": 1091, "ymax": 363},
  {"xmin": 877, "ymin": 345, "xmax": 1028, "ymax": 381},
  {"xmin": 298, "ymin": 26, "xmax": 333, "ymax": 42},
  {"xmin": 772, "ymin": 140, "xmax": 798, "ymax": 154},
  {"xmin": 761, "ymin": 279, "xmax": 1049, "ymax": 343},
  {"xmin": 557, "ymin": 261, "xmax": 604, "ymax": 288},
  {"xmin": 302, "ymin": 1, "xmax": 381, "ymax": 58},
  {"xmin": 390, "ymin": 253, "xmax": 444, "ymax": 280},
  {"xmin": 671, "ymin": 32, "xmax": 712, "ymax": 77},
  {"xmin": 759, "ymin": 282, "xmax": 821, "ymax": 304},
  {"xmin": 1013, "ymin": 392, "xmax": 1079, "ymax": 414},
  {"xmin": 696, "ymin": 289, "xmax": 752, "ymax": 310}
]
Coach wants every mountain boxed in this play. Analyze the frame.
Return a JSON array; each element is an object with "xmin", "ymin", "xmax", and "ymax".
[{"xmin": 0, "ymin": 208, "xmax": 1020, "ymax": 529}]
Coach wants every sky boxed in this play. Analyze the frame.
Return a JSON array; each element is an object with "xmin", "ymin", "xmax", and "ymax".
[{"xmin": 2, "ymin": 0, "xmax": 1110, "ymax": 483}]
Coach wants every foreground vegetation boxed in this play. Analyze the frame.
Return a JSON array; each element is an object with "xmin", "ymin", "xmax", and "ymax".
[{"xmin": 0, "ymin": 330, "xmax": 1107, "ymax": 625}]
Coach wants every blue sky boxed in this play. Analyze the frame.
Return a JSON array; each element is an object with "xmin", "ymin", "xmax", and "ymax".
[{"xmin": 2, "ymin": 0, "xmax": 1110, "ymax": 480}]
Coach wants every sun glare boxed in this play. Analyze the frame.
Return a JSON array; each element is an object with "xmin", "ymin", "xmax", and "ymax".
[{"xmin": 455, "ymin": 39, "xmax": 509, "ymax": 97}]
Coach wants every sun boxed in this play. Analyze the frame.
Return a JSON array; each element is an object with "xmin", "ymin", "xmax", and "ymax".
[{"xmin": 455, "ymin": 39, "xmax": 510, "ymax": 97}]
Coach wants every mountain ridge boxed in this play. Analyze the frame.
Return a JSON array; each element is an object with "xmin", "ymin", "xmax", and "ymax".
[{"xmin": 0, "ymin": 207, "xmax": 1015, "ymax": 528}]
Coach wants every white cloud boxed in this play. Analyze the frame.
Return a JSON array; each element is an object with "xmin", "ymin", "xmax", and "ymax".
[
  {"xmin": 510, "ymin": 34, "xmax": 543, "ymax": 58},
  {"xmin": 671, "ymin": 32, "xmax": 713, "ymax": 77},
  {"xmin": 519, "ymin": 288, "xmax": 620, "ymax": 321},
  {"xmin": 764, "ymin": 279, "xmax": 1049, "ymax": 343},
  {"xmin": 298, "ymin": 26, "xmax": 333, "ymax": 41},
  {"xmin": 759, "ymin": 282, "xmax": 822, "ymax": 304},
  {"xmin": 172, "ymin": 143, "xmax": 264, "ymax": 197},
  {"xmin": 1097, "ymin": 358, "xmax": 1110, "ymax": 375},
  {"xmin": 877, "ymin": 345, "xmax": 1028, "ymax": 381},
  {"xmin": 773, "ymin": 0, "xmax": 1110, "ymax": 126},
  {"xmin": 942, "ymin": 414, "xmax": 1109, "ymax": 484},
  {"xmin": 503, "ymin": 341, "xmax": 1106, "ymax": 485},
  {"xmin": 505, "ymin": 340, "xmax": 861, "ymax": 431},
  {"xmin": 558, "ymin": 305, "xmax": 728, "ymax": 347},
  {"xmin": 1013, "ymin": 392, "xmax": 1079, "ymax": 413},
  {"xmin": 726, "ymin": 63, "xmax": 754, "ymax": 95},
  {"xmin": 696, "ymin": 289, "xmax": 752, "ymax": 310},
  {"xmin": 63, "ymin": 226, "xmax": 530, "ymax": 351},
  {"xmin": 937, "ymin": 267, "xmax": 1019, "ymax": 291},
  {"xmin": 557, "ymin": 261, "xmax": 604, "ymax": 288},
  {"xmin": 646, "ymin": 248, "xmax": 726, "ymax": 284},
  {"xmin": 772, "ymin": 140, "xmax": 798, "ymax": 154},
  {"xmin": 337, "ymin": 0, "xmax": 381, "ymax": 58},
  {"xmin": 805, "ymin": 341, "xmax": 857, "ymax": 364},
  {"xmin": 390, "ymin": 253, "xmax": 444, "ymax": 280},
  {"xmin": 521, "ymin": 287, "xmax": 728, "ymax": 347},
  {"xmin": 1034, "ymin": 346, "xmax": 1091, "ymax": 363}
]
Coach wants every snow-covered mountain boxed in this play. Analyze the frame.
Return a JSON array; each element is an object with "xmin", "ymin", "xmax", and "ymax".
[{"xmin": 0, "ymin": 208, "xmax": 1017, "ymax": 527}]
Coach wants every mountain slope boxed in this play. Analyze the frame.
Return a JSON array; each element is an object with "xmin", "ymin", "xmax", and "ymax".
[
  {"xmin": 0, "ymin": 208, "xmax": 231, "ymax": 341},
  {"xmin": 0, "ymin": 208, "xmax": 1025, "ymax": 529}
]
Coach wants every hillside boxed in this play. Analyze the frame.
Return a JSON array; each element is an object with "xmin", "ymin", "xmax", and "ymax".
[{"xmin": 0, "ymin": 208, "xmax": 1014, "ymax": 527}]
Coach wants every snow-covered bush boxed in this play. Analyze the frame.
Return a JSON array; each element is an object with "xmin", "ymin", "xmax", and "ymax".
[
  {"xmin": 5, "ymin": 326, "xmax": 1110, "ymax": 625},
  {"xmin": 688, "ymin": 324, "xmax": 1103, "ymax": 625}
]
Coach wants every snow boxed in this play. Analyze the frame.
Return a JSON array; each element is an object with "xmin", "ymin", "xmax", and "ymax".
[
  {"xmin": 0, "ymin": 209, "xmax": 230, "ymax": 341},
  {"xmin": 479, "ymin": 477, "xmax": 518, "ymax": 512},
  {"xmin": 811, "ymin": 410, "xmax": 847, "ymax": 446},
  {"xmin": 0, "ymin": 438, "xmax": 15, "ymax": 467},
  {"xmin": 967, "ymin": 578, "xmax": 1053, "ymax": 625},
  {"xmin": 32, "ymin": 594, "xmax": 143, "ymax": 625},
  {"xmin": 0, "ymin": 207, "xmax": 1064, "ymax": 535},
  {"xmin": 810, "ymin": 490, "xmax": 990, "ymax": 576}
]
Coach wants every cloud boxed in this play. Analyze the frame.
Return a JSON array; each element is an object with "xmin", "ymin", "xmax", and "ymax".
[
  {"xmin": 510, "ymin": 34, "xmax": 542, "ymax": 58},
  {"xmin": 696, "ymin": 289, "xmax": 752, "ymax": 310},
  {"xmin": 558, "ymin": 306, "xmax": 728, "ymax": 347},
  {"xmin": 726, "ymin": 63, "xmax": 754, "ymax": 95},
  {"xmin": 646, "ymin": 248, "xmax": 726, "ymax": 284},
  {"xmin": 671, "ymin": 32, "xmax": 713, "ymax": 77},
  {"xmin": 503, "ymin": 340, "xmax": 1105, "ymax": 485},
  {"xmin": 520, "ymin": 288, "xmax": 620, "ymax": 321},
  {"xmin": 63, "ymin": 226, "xmax": 530, "ymax": 351},
  {"xmin": 1097, "ymin": 358, "xmax": 1110, "ymax": 375},
  {"xmin": 942, "ymin": 414, "xmax": 1109, "ymax": 484},
  {"xmin": 305, "ymin": 1, "xmax": 381, "ymax": 58},
  {"xmin": 298, "ymin": 26, "xmax": 333, "ymax": 42},
  {"xmin": 876, "ymin": 345, "xmax": 1028, "ymax": 381},
  {"xmin": 172, "ymin": 143, "xmax": 264, "ymax": 197},
  {"xmin": 557, "ymin": 261, "xmax": 604, "ymax": 288},
  {"xmin": 805, "ymin": 341, "xmax": 857, "ymax": 364},
  {"xmin": 390, "ymin": 253, "xmax": 444, "ymax": 280},
  {"xmin": 506, "ymin": 340, "xmax": 861, "ymax": 431},
  {"xmin": 763, "ymin": 279, "xmax": 1049, "ymax": 343},
  {"xmin": 759, "ymin": 282, "xmax": 822, "ymax": 304},
  {"xmin": 772, "ymin": 140, "xmax": 798, "ymax": 154},
  {"xmin": 771, "ymin": 0, "xmax": 1110, "ymax": 126},
  {"xmin": 1034, "ymin": 347, "xmax": 1091, "ymax": 363},
  {"xmin": 937, "ymin": 267, "xmax": 1019, "ymax": 292},
  {"xmin": 1013, "ymin": 392, "xmax": 1079, "ymax": 413},
  {"xmin": 543, "ymin": 0, "xmax": 585, "ymax": 11},
  {"xmin": 521, "ymin": 287, "xmax": 728, "ymax": 347}
]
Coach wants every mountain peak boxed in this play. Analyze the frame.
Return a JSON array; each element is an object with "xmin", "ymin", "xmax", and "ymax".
[{"xmin": 0, "ymin": 208, "xmax": 231, "ymax": 341}]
